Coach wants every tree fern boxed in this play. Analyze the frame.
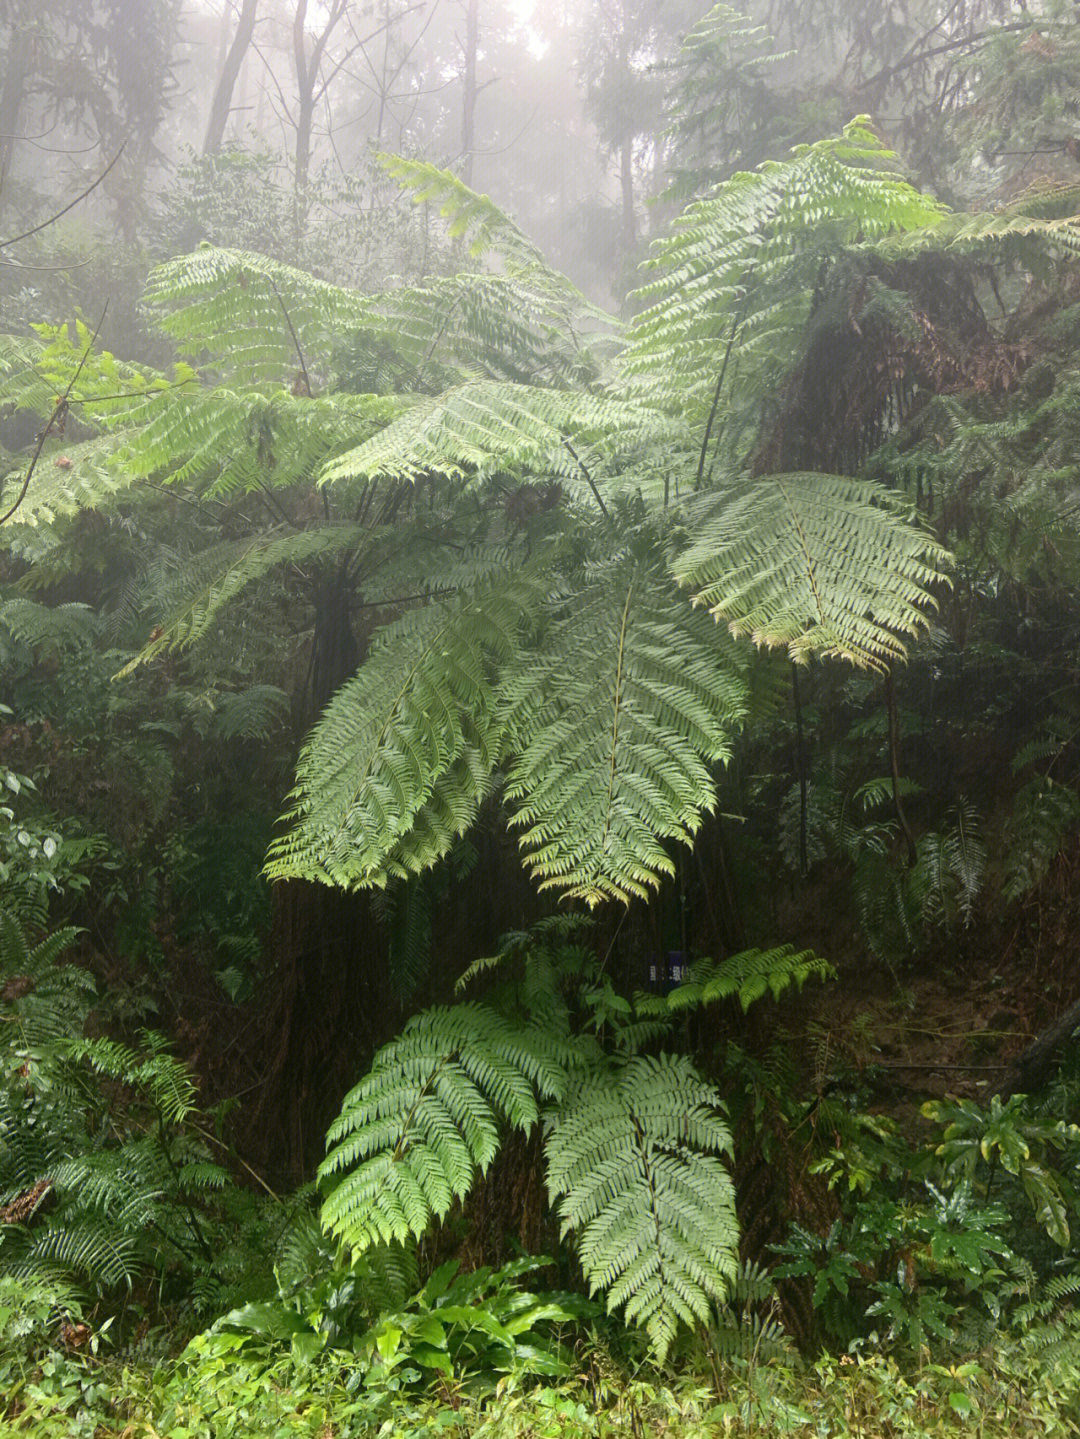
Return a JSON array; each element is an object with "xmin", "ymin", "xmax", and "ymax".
[
  {"xmin": 623, "ymin": 121, "xmax": 948, "ymax": 420},
  {"xmin": 319, "ymin": 1004, "xmax": 571, "ymax": 1251},
  {"xmin": 673, "ymin": 474, "xmax": 950, "ymax": 671},
  {"xmin": 500, "ymin": 551, "xmax": 748, "ymax": 904},
  {"xmin": 545, "ymin": 1054, "xmax": 737, "ymax": 1362},
  {"xmin": 142, "ymin": 246, "xmax": 375, "ymax": 385}
]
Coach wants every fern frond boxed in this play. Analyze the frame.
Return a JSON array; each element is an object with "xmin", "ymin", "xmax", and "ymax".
[
  {"xmin": 143, "ymin": 247, "xmax": 374, "ymax": 384},
  {"xmin": 501, "ymin": 554, "xmax": 747, "ymax": 905},
  {"xmin": 212, "ymin": 685, "xmax": 291, "ymax": 741},
  {"xmin": 659, "ymin": 945, "xmax": 834, "ymax": 1015},
  {"xmin": 114, "ymin": 525, "xmax": 362, "ymax": 676},
  {"xmin": 1003, "ymin": 778, "xmax": 1080, "ymax": 903},
  {"xmin": 673, "ymin": 474, "xmax": 950, "ymax": 671},
  {"xmin": 318, "ymin": 382, "xmax": 673, "ymax": 488},
  {"xmin": 545, "ymin": 1054, "xmax": 737, "ymax": 1361},
  {"xmin": 624, "ymin": 120, "xmax": 947, "ymax": 418},
  {"xmin": 378, "ymin": 155, "xmax": 551, "ymax": 272},
  {"xmin": 11, "ymin": 1221, "xmax": 138, "ymax": 1289},
  {"xmin": 267, "ymin": 567, "xmax": 543, "ymax": 889},
  {"xmin": 0, "ymin": 600, "xmax": 98, "ymax": 653},
  {"xmin": 319, "ymin": 1004, "xmax": 572, "ymax": 1251}
]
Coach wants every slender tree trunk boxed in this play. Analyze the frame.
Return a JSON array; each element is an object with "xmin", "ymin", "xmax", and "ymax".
[
  {"xmin": 461, "ymin": 0, "xmax": 480, "ymax": 186},
  {"xmin": 203, "ymin": 0, "xmax": 260, "ymax": 154},
  {"xmin": 293, "ymin": 0, "xmax": 314, "ymax": 237},
  {"xmin": 620, "ymin": 136, "xmax": 637, "ymax": 250},
  {"xmin": 0, "ymin": 24, "xmax": 31, "ymax": 215}
]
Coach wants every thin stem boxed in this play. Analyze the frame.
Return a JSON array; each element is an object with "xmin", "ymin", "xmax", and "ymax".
[
  {"xmin": 792, "ymin": 663, "xmax": 809, "ymax": 878},
  {"xmin": 564, "ymin": 439, "xmax": 609, "ymax": 519},
  {"xmin": 269, "ymin": 275, "xmax": 313, "ymax": 397},
  {"xmin": 884, "ymin": 671, "xmax": 918, "ymax": 867},
  {"xmin": 0, "ymin": 144, "xmax": 125, "ymax": 249},
  {"xmin": 0, "ymin": 302, "xmax": 109, "ymax": 527}
]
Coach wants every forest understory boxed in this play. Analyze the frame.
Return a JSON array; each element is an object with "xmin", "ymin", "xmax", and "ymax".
[{"xmin": 6, "ymin": 1, "xmax": 1080, "ymax": 1435}]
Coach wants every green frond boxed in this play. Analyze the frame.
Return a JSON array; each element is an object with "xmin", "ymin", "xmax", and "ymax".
[
  {"xmin": 319, "ymin": 1003, "xmax": 572, "ymax": 1252},
  {"xmin": 143, "ymin": 247, "xmax": 375, "ymax": 385},
  {"xmin": 378, "ymin": 155, "xmax": 550, "ymax": 272},
  {"xmin": 658, "ymin": 945, "xmax": 834, "ymax": 1015},
  {"xmin": 0, "ymin": 432, "xmax": 129, "ymax": 532},
  {"xmin": 673, "ymin": 474, "xmax": 951, "ymax": 671},
  {"xmin": 873, "ymin": 207, "xmax": 1080, "ymax": 265},
  {"xmin": 212, "ymin": 685, "xmax": 291, "ymax": 742},
  {"xmin": 373, "ymin": 273, "xmax": 601, "ymax": 388},
  {"xmin": 1004, "ymin": 778, "xmax": 1080, "ymax": 903},
  {"xmin": 267, "ymin": 567, "xmax": 544, "ymax": 889},
  {"xmin": 0, "ymin": 333, "xmax": 58, "ymax": 420},
  {"xmin": 114, "ymin": 525, "xmax": 363, "ymax": 677},
  {"xmin": 0, "ymin": 599, "xmax": 98, "ymax": 653},
  {"xmin": 501, "ymin": 555, "xmax": 747, "ymax": 905},
  {"xmin": 10, "ymin": 1221, "xmax": 138, "ymax": 1289},
  {"xmin": 545, "ymin": 1054, "xmax": 737, "ymax": 1361},
  {"xmin": 318, "ymin": 382, "xmax": 673, "ymax": 488},
  {"xmin": 107, "ymin": 386, "xmax": 396, "ymax": 500},
  {"xmin": 623, "ymin": 120, "xmax": 947, "ymax": 419}
]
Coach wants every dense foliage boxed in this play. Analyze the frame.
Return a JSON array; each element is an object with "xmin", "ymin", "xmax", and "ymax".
[{"xmin": 5, "ymin": 2, "xmax": 1080, "ymax": 1435}]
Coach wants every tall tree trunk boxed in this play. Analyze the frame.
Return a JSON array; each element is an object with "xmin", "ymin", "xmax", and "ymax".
[
  {"xmin": 0, "ymin": 24, "xmax": 31, "ymax": 216},
  {"xmin": 203, "ymin": 0, "xmax": 260, "ymax": 154},
  {"xmin": 620, "ymin": 137, "xmax": 636, "ymax": 250},
  {"xmin": 293, "ymin": 0, "xmax": 314, "ymax": 238},
  {"xmin": 460, "ymin": 0, "xmax": 480, "ymax": 187}
]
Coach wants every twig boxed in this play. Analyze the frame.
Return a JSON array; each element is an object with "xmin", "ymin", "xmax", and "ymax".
[
  {"xmin": 884, "ymin": 671, "xmax": 918, "ymax": 868},
  {"xmin": 268, "ymin": 275, "xmax": 313, "ymax": 398},
  {"xmin": 564, "ymin": 439, "xmax": 609, "ymax": 519},
  {"xmin": 0, "ymin": 302, "xmax": 109, "ymax": 527},
  {"xmin": 0, "ymin": 144, "xmax": 125, "ymax": 249}
]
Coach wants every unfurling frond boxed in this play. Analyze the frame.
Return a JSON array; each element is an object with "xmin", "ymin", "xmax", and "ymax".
[
  {"xmin": 501, "ymin": 555, "xmax": 747, "ymax": 905},
  {"xmin": 545, "ymin": 1054, "xmax": 737, "ymax": 1361},
  {"xmin": 673, "ymin": 474, "xmax": 950, "ymax": 670},
  {"xmin": 319, "ymin": 1004, "xmax": 571, "ymax": 1251},
  {"xmin": 266, "ymin": 568, "xmax": 543, "ymax": 889}
]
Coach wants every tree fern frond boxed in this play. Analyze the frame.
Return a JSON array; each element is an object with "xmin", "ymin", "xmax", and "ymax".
[
  {"xmin": 267, "ymin": 567, "xmax": 544, "ymax": 889},
  {"xmin": 545, "ymin": 1054, "xmax": 737, "ymax": 1361},
  {"xmin": 143, "ymin": 247, "xmax": 375, "ymax": 385},
  {"xmin": 0, "ymin": 600, "xmax": 98, "ymax": 653},
  {"xmin": 623, "ymin": 120, "xmax": 947, "ymax": 419},
  {"xmin": 657, "ymin": 945, "xmax": 834, "ymax": 1015},
  {"xmin": 673, "ymin": 474, "xmax": 951, "ymax": 671},
  {"xmin": 378, "ymin": 155, "xmax": 551, "ymax": 272},
  {"xmin": 318, "ymin": 382, "xmax": 673, "ymax": 488},
  {"xmin": 501, "ymin": 555, "xmax": 747, "ymax": 905},
  {"xmin": 114, "ymin": 525, "xmax": 363, "ymax": 676},
  {"xmin": 0, "ymin": 432, "xmax": 129, "ymax": 532},
  {"xmin": 319, "ymin": 1003, "xmax": 572, "ymax": 1251},
  {"xmin": 212, "ymin": 685, "xmax": 291, "ymax": 742}
]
